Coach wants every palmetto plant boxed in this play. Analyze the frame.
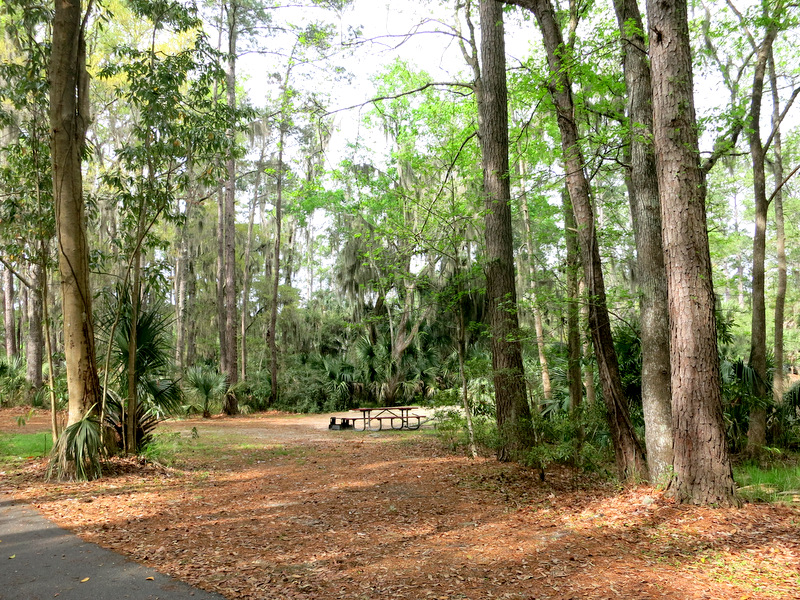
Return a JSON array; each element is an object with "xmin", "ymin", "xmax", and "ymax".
[
  {"xmin": 0, "ymin": 356, "xmax": 29, "ymax": 406},
  {"xmin": 183, "ymin": 365, "xmax": 227, "ymax": 418},
  {"xmin": 97, "ymin": 284, "xmax": 182, "ymax": 452},
  {"xmin": 47, "ymin": 409, "xmax": 103, "ymax": 481}
]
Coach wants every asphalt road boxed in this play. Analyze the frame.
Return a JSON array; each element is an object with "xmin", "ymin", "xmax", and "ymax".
[{"xmin": 0, "ymin": 495, "xmax": 226, "ymax": 600}]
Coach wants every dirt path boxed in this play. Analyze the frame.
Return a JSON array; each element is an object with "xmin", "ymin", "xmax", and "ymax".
[{"xmin": 3, "ymin": 410, "xmax": 800, "ymax": 599}]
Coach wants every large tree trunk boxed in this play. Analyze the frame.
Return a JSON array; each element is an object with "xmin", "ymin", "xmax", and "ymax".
[
  {"xmin": 478, "ymin": 0, "xmax": 534, "ymax": 461},
  {"xmin": 50, "ymin": 0, "xmax": 100, "ymax": 427},
  {"xmin": 646, "ymin": 0, "xmax": 738, "ymax": 505},
  {"xmin": 747, "ymin": 27, "xmax": 778, "ymax": 450},
  {"xmin": 770, "ymin": 50, "xmax": 787, "ymax": 405},
  {"xmin": 505, "ymin": 0, "xmax": 647, "ymax": 480},
  {"xmin": 222, "ymin": 0, "xmax": 239, "ymax": 416},
  {"xmin": 4, "ymin": 267, "xmax": 17, "ymax": 358},
  {"xmin": 613, "ymin": 0, "xmax": 673, "ymax": 482}
]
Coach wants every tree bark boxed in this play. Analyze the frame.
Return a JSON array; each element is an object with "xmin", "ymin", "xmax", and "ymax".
[
  {"xmin": 478, "ymin": 0, "xmax": 534, "ymax": 461},
  {"xmin": 222, "ymin": 0, "xmax": 239, "ymax": 415},
  {"xmin": 241, "ymin": 150, "xmax": 263, "ymax": 383},
  {"xmin": 563, "ymin": 189, "xmax": 582, "ymax": 415},
  {"xmin": 4, "ymin": 267, "xmax": 17, "ymax": 359},
  {"xmin": 747, "ymin": 25, "xmax": 778, "ymax": 450},
  {"xmin": 216, "ymin": 187, "xmax": 228, "ymax": 377},
  {"xmin": 26, "ymin": 261, "xmax": 43, "ymax": 389},
  {"xmin": 269, "ymin": 128, "xmax": 284, "ymax": 405},
  {"xmin": 505, "ymin": 0, "xmax": 647, "ymax": 480},
  {"xmin": 646, "ymin": 0, "xmax": 738, "ymax": 505},
  {"xmin": 769, "ymin": 50, "xmax": 787, "ymax": 404},
  {"xmin": 50, "ymin": 0, "xmax": 101, "ymax": 427},
  {"xmin": 520, "ymin": 172, "xmax": 552, "ymax": 402},
  {"xmin": 613, "ymin": 0, "xmax": 673, "ymax": 482}
]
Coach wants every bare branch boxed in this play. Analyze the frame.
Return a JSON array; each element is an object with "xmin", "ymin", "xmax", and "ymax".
[
  {"xmin": 768, "ymin": 162, "xmax": 800, "ymax": 205},
  {"xmin": 764, "ymin": 86, "xmax": 800, "ymax": 152},
  {"xmin": 0, "ymin": 257, "xmax": 32, "ymax": 289},
  {"xmin": 324, "ymin": 82, "xmax": 474, "ymax": 116}
]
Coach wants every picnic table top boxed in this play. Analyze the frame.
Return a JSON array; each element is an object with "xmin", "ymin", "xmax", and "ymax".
[{"xmin": 352, "ymin": 406, "xmax": 420, "ymax": 412}]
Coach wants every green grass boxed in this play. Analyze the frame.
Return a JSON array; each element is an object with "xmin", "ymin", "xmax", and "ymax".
[
  {"xmin": 142, "ymin": 430, "xmax": 305, "ymax": 468},
  {"xmin": 735, "ymin": 460, "xmax": 800, "ymax": 504},
  {"xmin": 0, "ymin": 432, "xmax": 53, "ymax": 464}
]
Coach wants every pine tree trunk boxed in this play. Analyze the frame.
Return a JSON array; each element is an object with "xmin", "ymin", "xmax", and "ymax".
[
  {"xmin": 646, "ymin": 0, "xmax": 738, "ymax": 505},
  {"xmin": 478, "ymin": 0, "xmax": 534, "ymax": 461},
  {"xmin": 613, "ymin": 0, "xmax": 673, "ymax": 482},
  {"xmin": 50, "ymin": 0, "xmax": 101, "ymax": 428},
  {"xmin": 222, "ymin": 1, "xmax": 239, "ymax": 416}
]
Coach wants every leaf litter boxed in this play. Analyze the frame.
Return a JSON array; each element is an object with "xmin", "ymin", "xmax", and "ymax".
[{"xmin": 3, "ymin": 410, "xmax": 799, "ymax": 600}]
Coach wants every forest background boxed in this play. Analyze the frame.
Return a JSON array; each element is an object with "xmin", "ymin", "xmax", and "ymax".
[{"xmin": 1, "ymin": 0, "xmax": 799, "ymax": 500}]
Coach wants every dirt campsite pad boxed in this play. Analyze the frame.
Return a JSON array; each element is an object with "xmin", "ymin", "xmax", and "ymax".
[{"xmin": 2, "ymin": 408, "xmax": 799, "ymax": 600}]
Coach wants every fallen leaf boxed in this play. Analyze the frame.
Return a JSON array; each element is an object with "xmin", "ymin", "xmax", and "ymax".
[
  {"xmin": 146, "ymin": 577, "xmax": 154, "ymax": 581},
  {"xmin": 80, "ymin": 578, "xmax": 89, "ymax": 583},
  {"xmin": 8, "ymin": 554, "xmax": 15, "ymax": 559}
]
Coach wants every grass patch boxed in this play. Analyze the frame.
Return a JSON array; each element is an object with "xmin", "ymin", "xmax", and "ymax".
[
  {"xmin": 142, "ymin": 429, "xmax": 305, "ymax": 468},
  {"xmin": 735, "ymin": 459, "xmax": 800, "ymax": 504},
  {"xmin": 0, "ymin": 431, "xmax": 53, "ymax": 464}
]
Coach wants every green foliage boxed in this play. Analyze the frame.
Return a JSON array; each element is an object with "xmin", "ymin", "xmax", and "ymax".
[
  {"xmin": 97, "ymin": 284, "xmax": 182, "ymax": 451},
  {"xmin": 0, "ymin": 357, "xmax": 29, "ymax": 406},
  {"xmin": 434, "ymin": 409, "xmax": 498, "ymax": 454},
  {"xmin": 183, "ymin": 365, "xmax": 227, "ymax": 418},
  {"xmin": 47, "ymin": 413, "xmax": 104, "ymax": 481}
]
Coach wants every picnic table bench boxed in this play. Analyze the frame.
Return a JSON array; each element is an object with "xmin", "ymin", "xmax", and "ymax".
[{"xmin": 328, "ymin": 406, "xmax": 428, "ymax": 431}]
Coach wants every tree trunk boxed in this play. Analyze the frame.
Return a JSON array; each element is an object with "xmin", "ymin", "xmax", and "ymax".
[
  {"xmin": 478, "ymin": 0, "xmax": 534, "ymax": 461},
  {"xmin": 520, "ymin": 173, "xmax": 552, "ymax": 402},
  {"xmin": 646, "ymin": 0, "xmax": 738, "ymax": 505},
  {"xmin": 770, "ymin": 49, "xmax": 787, "ymax": 404},
  {"xmin": 269, "ymin": 126, "xmax": 286, "ymax": 406},
  {"xmin": 506, "ymin": 0, "xmax": 647, "ymax": 480},
  {"xmin": 26, "ymin": 261, "xmax": 44, "ymax": 389},
  {"xmin": 216, "ymin": 187, "xmax": 228, "ymax": 377},
  {"xmin": 222, "ymin": 0, "xmax": 239, "ymax": 416},
  {"xmin": 241, "ymin": 151, "xmax": 263, "ymax": 383},
  {"xmin": 747, "ymin": 26, "xmax": 778, "ymax": 450},
  {"xmin": 50, "ymin": 0, "xmax": 101, "ymax": 428},
  {"xmin": 613, "ymin": 0, "xmax": 673, "ymax": 482},
  {"xmin": 185, "ymin": 255, "xmax": 197, "ymax": 367},
  {"xmin": 175, "ymin": 241, "xmax": 187, "ymax": 371},
  {"xmin": 4, "ymin": 267, "xmax": 17, "ymax": 359},
  {"xmin": 563, "ymin": 189, "xmax": 582, "ymax": 415}
]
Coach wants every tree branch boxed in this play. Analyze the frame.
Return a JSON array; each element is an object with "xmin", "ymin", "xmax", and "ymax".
[
  {"xmin": 324, "ymin": 82, "xmax": 474, "ymax": 116},
  {"xmin": 0, "ymin": 257, "xmax": 32, "ymax": 289}
]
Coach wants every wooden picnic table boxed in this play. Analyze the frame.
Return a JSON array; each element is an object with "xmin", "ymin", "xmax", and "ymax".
[{"xmin": 352, "ymin": 406, "xmax": 424, "ymax": 431}]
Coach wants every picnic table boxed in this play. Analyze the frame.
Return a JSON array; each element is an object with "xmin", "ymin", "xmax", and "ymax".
[{"xmin": 328, "ymin": 407, "xmax": 427, "ymax": 431}]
